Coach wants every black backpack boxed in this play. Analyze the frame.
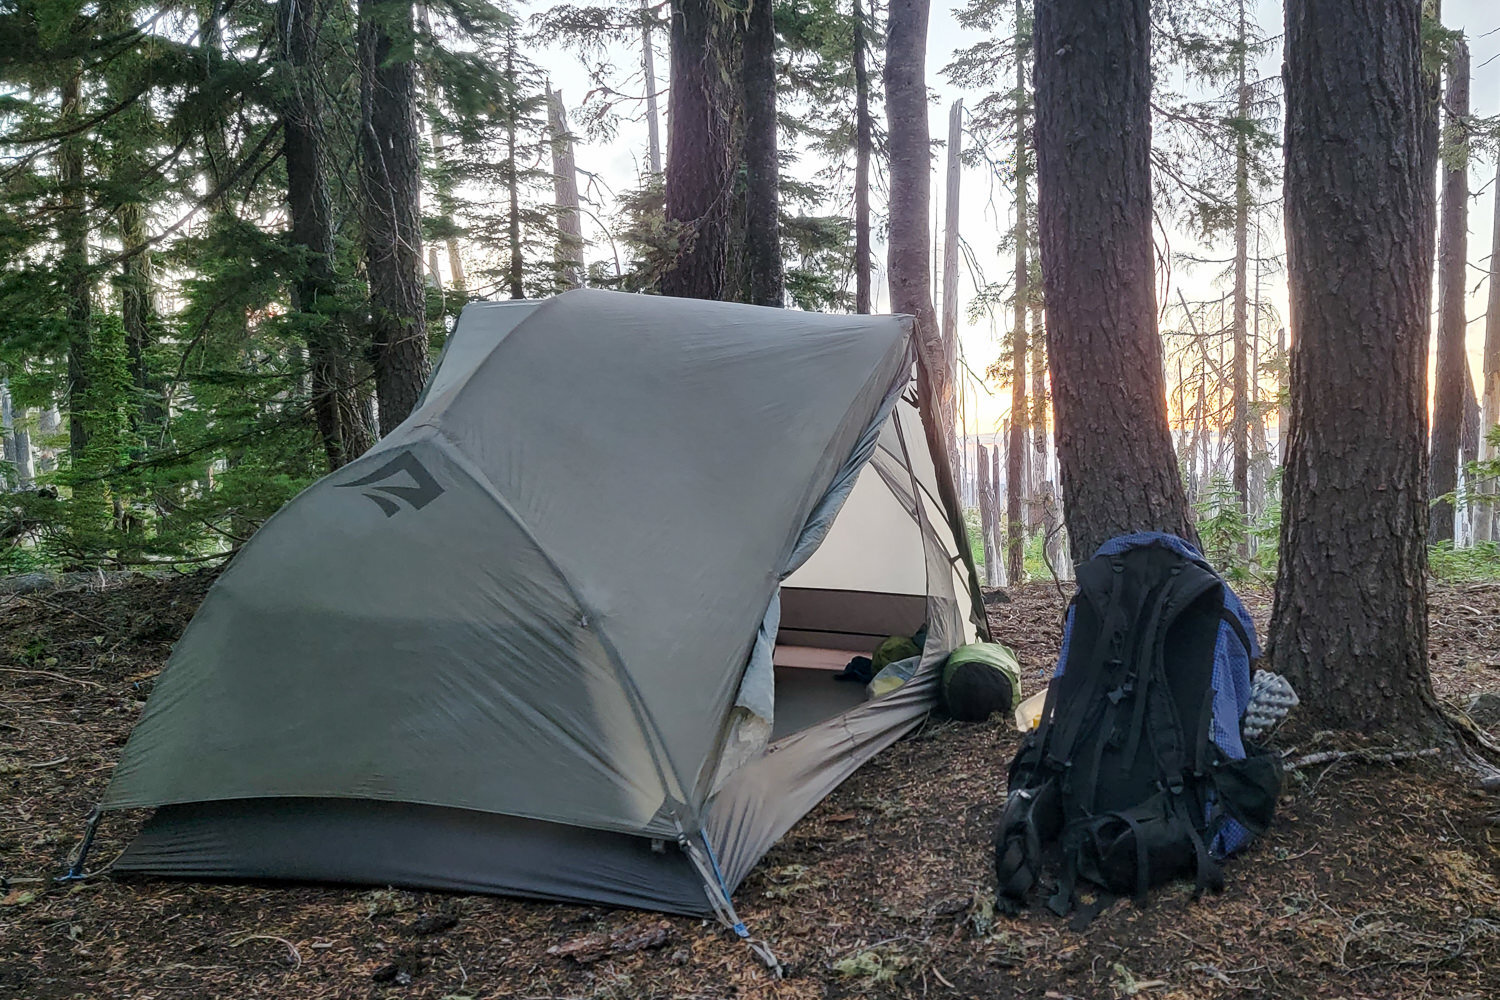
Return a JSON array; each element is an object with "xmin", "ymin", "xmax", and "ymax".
[{"xmin": 994, "ymin": 538, "xmax": 1281, "ymax": 922}]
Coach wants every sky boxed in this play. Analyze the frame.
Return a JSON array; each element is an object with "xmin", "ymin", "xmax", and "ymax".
[{"xmin": 518, "ymin": 1, "xmax": 1500, "ymax": 438}]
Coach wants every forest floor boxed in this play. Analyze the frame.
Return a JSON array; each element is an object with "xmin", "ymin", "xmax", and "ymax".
[{"xmin": 2, "ymin": 572, "xmax": 1499, "ymax": 999}]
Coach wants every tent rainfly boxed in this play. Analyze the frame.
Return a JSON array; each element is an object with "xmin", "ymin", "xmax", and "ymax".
[{"xmin": 80, "ymin": 290, "xmax": 986, "ymax": 929}]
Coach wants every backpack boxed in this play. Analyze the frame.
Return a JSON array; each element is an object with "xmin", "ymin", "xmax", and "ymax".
[{"xmin": 993, "ymin": 532, "xmax": 1282, "ymax": 921}]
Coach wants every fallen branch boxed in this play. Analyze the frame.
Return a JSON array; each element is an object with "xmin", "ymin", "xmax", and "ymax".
[
  {"xmin": 230, "ymin": 933, "xmax": 302, "ymax": 969},
  {"xmin": 547, "ymin": 920, "xmax": 675, "ymax": 963},
  {"xmin": 0, "ymin": 667, "xmax": 102, "ymax": 689},
  {"xmin": 26, "ymin": 757, "xmax": 68, "ymax": 769},
  {"xmin": 1284, "ymin": 747, "xmax": 1441, "ymax": 771}
]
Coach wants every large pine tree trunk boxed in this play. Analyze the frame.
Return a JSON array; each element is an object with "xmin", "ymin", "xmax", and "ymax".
[
  {"xmin": 887, "ymin": 0, "xmax": 962, "ymax": 503},
  {"xmin": 886, "ymin": 0, "xmax": 982, "ymax": 625},
  {"xmin": 1033, "ymin": 0, "xmax": 1196, "ymax": 560},
  {"xmin": 1429, "ymin": 40, "xmax": 1469, "ymax": 543},
  {"xmin": 547, "ymin": 86, "xmax": 585, "ymax": 290},
  {"xmin": 886, "ymin": 0, "xmax": 950, "ymax": 459},
  {"xmin": 1478, "ymin": 156, "xmax": 1500, "ymax": 544},
  {"xmin": 359, "ymin": 0, "xmax": 431, "ymax": 433},
  {"xmin": 853, "ymin": 0, "xmax": 873, "ymax": 314},
  {"xmin": 60, "ymin": 65, "xmax": 92, "ymax": 462},
  {"xmin": 1269, "ymin": 0, "xmax": 1436, "ymax": 734},
  {"xmin": 281, "ymin": 0, "xmax": 373, "ymax": 469},
  {"xmin": 743, "ymin": 0, "xmax": 783, "ymax": 306},
  {"xmin": 661, "ymin": 0, "xmax": 734, "ymax": 300}
]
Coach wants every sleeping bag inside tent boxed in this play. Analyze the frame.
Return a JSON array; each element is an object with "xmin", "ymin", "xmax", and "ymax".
[{"xmin": 91, "ymin": 289, "xmax": 986, "ymax": 919}]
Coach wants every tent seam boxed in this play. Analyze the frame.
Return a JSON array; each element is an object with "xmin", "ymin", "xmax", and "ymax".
[{"xmin": 428, "ymin": 425, "xmax": 693, "ymax": 828}]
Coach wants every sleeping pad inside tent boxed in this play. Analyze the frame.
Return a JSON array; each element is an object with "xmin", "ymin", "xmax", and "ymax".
[{"xmin": 86, "ymin": 289, "xmax": 986, "ymax": 922}]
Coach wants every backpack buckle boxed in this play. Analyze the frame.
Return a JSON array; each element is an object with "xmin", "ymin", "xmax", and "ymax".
[{"xmin": 1164, "ymin": 776, "xmax": 1186, "ymax": 795}]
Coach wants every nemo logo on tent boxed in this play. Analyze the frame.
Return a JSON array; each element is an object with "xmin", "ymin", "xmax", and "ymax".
[{"xmin": 335, "ymin": 451, "xmax": 445, "ymax": 517}]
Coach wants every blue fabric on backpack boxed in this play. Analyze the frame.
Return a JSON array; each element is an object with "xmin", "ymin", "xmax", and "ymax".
[{"xmin": 1051, "ymin": 532, "xmax": 1258, "ymax": 856}]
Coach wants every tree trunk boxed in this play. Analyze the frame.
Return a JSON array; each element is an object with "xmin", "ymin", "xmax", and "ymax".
[
  {"xmin": 1429, "ymin": 39, "xmax": 1469, "ymax": 544},
  {"xmin": 991, "ymin": 442, "xmax": 1004, "ymax": 577},
  {"xmin": 1478, "ymin": 155, "xmax": 1500, "ymax": 544},
  {"xmin": 1276, "ymin": 323, "xmax": 1288, "ymax": 463},
  {"xmin": 359, "ymin": 0, "xmax": 430, "ymax": 434},
  {"xmin": 548, "ymin": 86, "xmax": 585, "ymax": 290},
  {"xmin": 1231, "ymin": 4, "xmax": 1251, "ymax": 519},
  {"xmin": 60, "ymin": 64, "xmax": 91, "ymax": 462},
  {"xmin": 661, "ymin": 0, "xmax": 734, "ymax": 301},
  {"xmin": 281, "ymin": 0, "xmax": 373, "ymax": 468},
  {"xmin": 1460, "ymin": 355, "xmax": 1481, "ymax": 541},
  {"xmin": 941, "ymin": 100, "xmax": 962, "ymax": 364},
  {"xmin": 887, "ymin": 0, "xmax": 973, "ymax": 607},
  {"xmin": 1031, "ymin": 294, "xmax": 1048, "ymax": 514},
  {"xmin": 1269, "ymin": 0, "xmax": 1436, "ymax": 734},
  {"xmin": 978, "ymin": 442, "xmax": 999, "ymax": 586},
  {"xmin": 1007, "ymin": 103, "xmax": 1029, "ymax": 581},
  {"xmin": 1, "ymin": 388, "xmax": 12, "ymax": 485},
  {"xmin": 117, "ymin": 200, "xmax": 159, "ymax": 433},
  {"xmin": 503, "ymin": 30, "xmax": 525, "ymax": 300},
  {"xmin": 853, "ymin": 0, "xmax": 873, "ymax": 314},
  {"xmin": 416, "ymin": 4, "xmax": 466, "ymax": 294},
  {"xmin": 1033, "ymin": 0, "xmax": 1196, "ymax": 560},
  {"xmin": 642, "ymin": 0, "xmax": 663, "ymax": 176},
  {"xmin": 743, "ymin": 0, "xmax": 783, "ymax": 307},
  {"xmin": 886, "ymin": 0, "xmax": 952, "ymax": 463}
]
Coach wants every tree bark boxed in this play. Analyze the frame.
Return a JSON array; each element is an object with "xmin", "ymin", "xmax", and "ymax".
[
  {"xmin": 1276, "ymin": 323, "xmax": 1288, "ymax": 463},
  {"xmin": 359, "ymin": 0, "xmax": 431, "ymax": 434},
  {"xmin": 282, "ymin": 0, "xmax": 373, "ymax": 468},
  {"xmin": 1269, "ymin": 0, "xmax": 1436, "ymax": 734},
  {"xmin": 642, "ymin": 0, "xmax": 663, "ymax": 176},
  {"xmin": 1478, "ymin": 155, "xmax": 1500, "ymax": 544},
  {"xmin": 1429, "ymin": 39, "xmax": 1469, "ymax": 543},
  {"xmin": 60, "ymin": 64, "xmax": 91, "ymax": 462},
  {"xmin": 1033, "ymin": 0, "xmax": 1196, "ymax": 560},
  {"xmin": 743, "ymin": 0, "xmax": 783, "ymax": 306},
  {"xmin": 548, "ymin": 86, "xmax": 585, "ymax": 290},
  {"xmin": 660, "ymin": 0, "xmax": 734, "ymax": 300},
  {"xmin": 853, "ymin": 0, "xmax": 873, "ymax": 314}
]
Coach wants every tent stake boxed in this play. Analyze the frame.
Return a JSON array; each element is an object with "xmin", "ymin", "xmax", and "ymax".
[{"xmin": 56, "ymin": 807, "xmax": 101, "ymax": 882}]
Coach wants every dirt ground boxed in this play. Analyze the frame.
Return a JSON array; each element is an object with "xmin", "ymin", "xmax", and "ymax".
[{"xmin": 2, "ymin": 573, "xmax": 1498, "ymax": 999}]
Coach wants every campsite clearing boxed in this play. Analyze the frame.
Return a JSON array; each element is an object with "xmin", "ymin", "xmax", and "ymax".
[{"xmin": 2, "ymin": 574, "xmax": 1498, "ymax": 999}]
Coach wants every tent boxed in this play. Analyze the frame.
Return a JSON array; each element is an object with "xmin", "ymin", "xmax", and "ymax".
[{"xmin": 89, "ymin": 290, "xmax": 985, "ymax": 924}]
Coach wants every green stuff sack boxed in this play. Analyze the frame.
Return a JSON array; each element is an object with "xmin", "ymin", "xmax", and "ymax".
[
  {"xmin": 941, "ymin": 642, "xmax": 1020, "ymax": 722},
  {"xmin": 871, "ymin": 634, "xmax": 921, "ymax": 675}
]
